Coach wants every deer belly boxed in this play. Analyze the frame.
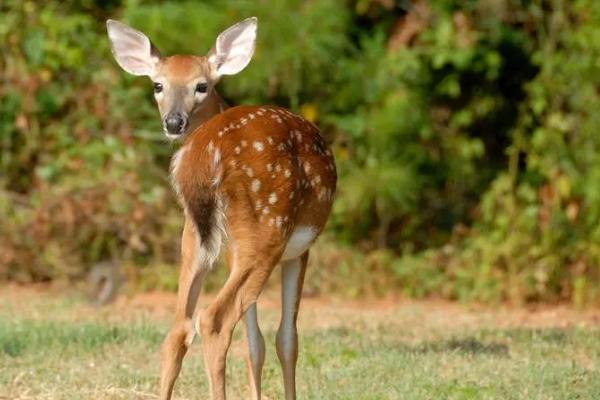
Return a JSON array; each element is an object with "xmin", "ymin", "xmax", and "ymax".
[{"xmin": 281, "ymin": 226, "xmax": 317, "ymax": 261}]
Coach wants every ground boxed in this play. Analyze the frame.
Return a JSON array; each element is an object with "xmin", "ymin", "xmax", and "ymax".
[{"xmin": 1, "ymin": 285, "xmax": 600, "ymax": 400}]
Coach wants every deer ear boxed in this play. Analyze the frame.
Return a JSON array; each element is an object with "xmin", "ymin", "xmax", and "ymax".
[
  {"xmin": 106, "ymin": 19, "xmax": 161, "ymax": 76},
  {"xmin": 208, "ymin": 17, "xmax": 257, "ymax": 79}
]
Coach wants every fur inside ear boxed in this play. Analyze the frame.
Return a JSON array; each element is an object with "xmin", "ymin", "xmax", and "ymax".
[
  {"xmin": 106, "ymin": 19, "xmax": 160, "ymax": 76},
  {"xmin": 209, "ymin": 17, "xmax": 257, "ymax": 79}
]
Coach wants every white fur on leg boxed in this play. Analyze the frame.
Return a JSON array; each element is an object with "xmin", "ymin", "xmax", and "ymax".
[
  {"xmin": 244, "ymin": 303, "xmax": 265, "ymax": 400},
  {"xmin": 277, "ymin": 257, "xmax": 303, "ymax": 400},
  {"xmin": 281, "ymin": 226, "xmax": 316, "ymax": 261}
]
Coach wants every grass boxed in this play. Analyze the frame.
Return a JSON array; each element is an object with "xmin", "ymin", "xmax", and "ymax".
[{"xmin": 0, "ymin": 287, "xmax": 600, "ymax": 399}]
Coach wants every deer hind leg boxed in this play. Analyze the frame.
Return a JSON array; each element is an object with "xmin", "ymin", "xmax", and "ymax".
[
  {"xmin": 159, "ymin": 219, "xmax": 207, "ymax": 400},
  {"xmin": 243, "ymin": 303, "xmax": 265, "ymax": 400},
  {"xmin": 197, "ymin": 250, "xmax": 278, "ymax": 400},
  {"xmin": 276, "ymin": 251, "xmax": 308, "ymax": 400},
  {"xmin": 223, "ymin": 246, "xmax": 266, "ymax": 400}
]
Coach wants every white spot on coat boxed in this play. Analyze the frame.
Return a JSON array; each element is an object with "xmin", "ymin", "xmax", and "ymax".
[
  {"xmin": 268, "ymin": 192, "xmax": 278, "ymax": 204},
  {"xmin": 253, "ymin": 141, "xmax": 264, "ymax": 151},
  {"xmin": 251, "ymin": 179, "xmax": 261, "ymax": 192},
  {"xmin": 318, "ymin": 187, "xmax": 327, "ymax": 201}
]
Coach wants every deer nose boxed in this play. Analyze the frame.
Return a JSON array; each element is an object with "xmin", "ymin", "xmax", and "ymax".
[{"xmin": 164, "ymin": 112, "xmax": 187, "ymax": 136}]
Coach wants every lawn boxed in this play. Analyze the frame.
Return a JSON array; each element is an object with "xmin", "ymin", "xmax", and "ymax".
[{"xmin": 0, "ymin": 285, "xmax": 599, "ymax": 400}]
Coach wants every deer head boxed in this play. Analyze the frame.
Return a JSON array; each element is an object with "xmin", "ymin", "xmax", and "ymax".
[{"xmin": 106, "ymin": 17, "xmax": 257, "ymax": 139}]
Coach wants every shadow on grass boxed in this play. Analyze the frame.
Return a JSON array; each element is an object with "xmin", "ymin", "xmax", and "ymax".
[
  {"xmin": 402, "ymin": 327, "xmax": 573, "ymax": 357},
  {"xmin": 317, "ymin": 326, "xmax": 575, "ymax": 358},
  {"xmin": 309, "ymin": 327, "xmax": 511, "ymax": 358},
  {"xmin": 414, "ymin": 337, "xmax": 509, "ymax": 356},
  {"xmin": 497, "ymin": 327, "xmax": 568, "ymax": 344}
]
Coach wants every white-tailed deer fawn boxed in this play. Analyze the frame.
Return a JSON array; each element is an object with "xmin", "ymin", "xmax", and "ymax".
[{"xmin": 107, "ymin": 17, "xmax": 337, "ymax": 400}]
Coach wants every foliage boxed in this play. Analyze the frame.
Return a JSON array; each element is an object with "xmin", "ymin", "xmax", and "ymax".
[
  {"xmin": 392, "ymin": 0, "xmax": 600, "ymax": 305},
  {"xmin": 0, "ymin": 0, "xmax": 180, "ymax": 282},
  {"xmin": 2, "ymin": 0, "xmax": 600, "ymax": 304}
]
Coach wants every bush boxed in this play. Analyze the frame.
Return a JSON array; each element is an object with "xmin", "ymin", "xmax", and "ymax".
[
  {"xmin": 0, "ymin": 1, "xmax": 177, "ymax": 281},
  {"xmin": 2, "ymin": 0, "xmax": 600, "ymax": 304}
]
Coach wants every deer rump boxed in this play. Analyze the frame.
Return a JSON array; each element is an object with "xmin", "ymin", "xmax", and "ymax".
[{"xmin": 169, "ymin": 104, "xmax": 336, "ymax": 271}]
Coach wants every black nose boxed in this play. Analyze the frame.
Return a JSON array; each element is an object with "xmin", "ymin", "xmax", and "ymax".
[{"xmin": 164, "ymin": 113, "xmax": 187, "ymax": 135}]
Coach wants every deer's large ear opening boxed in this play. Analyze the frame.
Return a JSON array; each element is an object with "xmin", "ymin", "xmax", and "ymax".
[
  {"xmin": 106, "ymin": 19, "xmax": 160, "ymax": 76},
  {"xmin": 208, "ymin": 17, "xmax": 258, "ymax": 80}
]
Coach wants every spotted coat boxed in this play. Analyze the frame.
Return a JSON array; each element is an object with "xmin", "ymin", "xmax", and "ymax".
[{"xmin": 171, "ymin": 105, "xmax": 337, "ymax": 263}]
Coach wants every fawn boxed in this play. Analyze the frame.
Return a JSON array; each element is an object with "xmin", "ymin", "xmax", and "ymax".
[{"xmin": 107, "ymin": 17, "xmax": 336, "ymax": 400}]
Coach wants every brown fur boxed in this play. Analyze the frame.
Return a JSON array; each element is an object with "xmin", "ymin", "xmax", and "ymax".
[
  {"xmin": 160, "ymin": 105, "xmax": 336, "ymax": 400},
  {"xmin": 175, "ymin": 105, "xmax": 336, "ymax": 240},
  {"xmin": 158, "ymin": 55, "xmax": 210, "ymax": 83},
  {"xmin": 152, "ymin": 55, "xmax": 227, "ymax": 132}
]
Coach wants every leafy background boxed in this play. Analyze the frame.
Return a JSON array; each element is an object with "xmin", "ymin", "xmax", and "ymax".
[{"xmin": 2, "ymin": 0, "xmax": 600, "ymax": 304}]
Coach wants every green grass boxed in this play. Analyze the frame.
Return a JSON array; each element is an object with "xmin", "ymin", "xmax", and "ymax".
[{"xmin": 0, "ymin": 291, "xmax": 599, "ymax": 399}]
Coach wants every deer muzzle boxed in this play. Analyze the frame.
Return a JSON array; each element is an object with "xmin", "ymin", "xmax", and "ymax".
[{"xmin": 164, "ymin": 112, "xmax": 188, "ymax": 137}]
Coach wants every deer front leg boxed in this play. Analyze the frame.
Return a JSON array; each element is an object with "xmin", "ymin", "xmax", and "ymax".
[
  {"xmin": 276, "ymin": 252, "xmax": 308, "ymax": 400},
  {"xmin": 159, "ymin": 219, "xmax": 206, "ymax": 400},
  {"xmin": 243, "ymin": 303, "xmax": 265, "ymax": 400}
]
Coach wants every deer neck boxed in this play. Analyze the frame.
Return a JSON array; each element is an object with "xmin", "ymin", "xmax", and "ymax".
[{"xmin": 187, "ymin": 88, "xmax": 229, "ymax": 134}]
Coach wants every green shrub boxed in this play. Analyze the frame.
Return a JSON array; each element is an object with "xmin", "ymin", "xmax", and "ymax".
[{"xmin": 3, "ymin": 0, "xmax": 600, "ymax": 304}]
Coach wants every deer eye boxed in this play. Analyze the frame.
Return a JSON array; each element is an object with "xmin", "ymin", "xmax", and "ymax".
[
  {"xmin": 195, "ymin": 82, "xmax": 208, "ymax": 93},
  {"xmin": 153, "ymin": 82, "xmax": 163, "ymax": 93}
]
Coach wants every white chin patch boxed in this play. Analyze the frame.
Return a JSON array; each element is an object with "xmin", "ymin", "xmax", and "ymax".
[
  {"xmin": 281, "ymin": 226, "xmax": 317, "ymax": 261},
  {"xmin": 165, "ymin": 131, "xmax": 183, "ymax": 141}
]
